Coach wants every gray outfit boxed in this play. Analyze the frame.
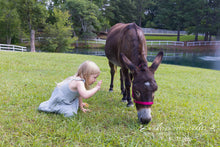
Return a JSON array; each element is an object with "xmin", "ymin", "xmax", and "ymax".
[{"xmin": 38, "ymin": 78, "xmax": 84, "ymax": 117}]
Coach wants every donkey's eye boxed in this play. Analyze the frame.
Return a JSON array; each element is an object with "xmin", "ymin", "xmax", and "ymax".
[{"xmin": 135, "ymin": 91, "xmax": 140, "ymax": 97}]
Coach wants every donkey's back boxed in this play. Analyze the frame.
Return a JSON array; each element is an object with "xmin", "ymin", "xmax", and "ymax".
[{"xmin": 105, "ymin": 23, "xmax": 148, "ymax": 67}]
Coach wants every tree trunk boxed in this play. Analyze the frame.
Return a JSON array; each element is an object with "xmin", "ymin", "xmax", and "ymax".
[
  {"xmin": 138, "ymin": 0, "xmax": 142, "ymax": 27},
  {"xmin": 208, "ymin": 34, "xmax": 212, "ymax": 41},
  {"xmin": 7, "ymin": 36, "xmax": 11, "ymax": 44},
  {"xmin": 195, "ymin": 32, "xmax": 198, "ymax": 41},
  {"xmin": 75, "ymin": 40, "xmax": 78, "ymax": 48},
  {"xmin": 217, "ymin": 29, "xmax": 220, "ymax": 40},
  {"xmin": 139, "ymin": 17, "xmax": 142, "ymax": 27},
  {"xmin": 177, "ymin": 29, "xmax": 180, "ymax": 41},
  {"xmin": 204, "ymin": 32, "xmax": 208, "ymax": 41},
  {"xmin": 30, "ymin": 30, "xmax": 35, "ymax": 52}
]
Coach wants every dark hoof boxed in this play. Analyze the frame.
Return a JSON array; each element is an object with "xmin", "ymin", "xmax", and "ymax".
[
  {"xmin": 127, "ymin": 101, "xmax": 134, "ymax": 107},
  {"xmin": 121, "ymin": 97, "xmax": 127, "ymax": 102},
  {"xmin": 121, "ymin": 99, "xmax": 127, "ymax": 102},
  {"xmin": 109, "ymin": 89, "xmax": 113, "ymax": 92}
]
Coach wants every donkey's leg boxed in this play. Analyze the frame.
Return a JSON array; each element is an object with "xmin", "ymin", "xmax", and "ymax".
[
  {"xmin": 122, "ymin": 68, "xmax": 133, "ymax": 107},
  {"xmin": 109, "ymin": 61, "xmax": 115, "ymax": 92},
  {"xmin": 120, "ymin": 69, "xmax": 125, "ymax": 94},
  {"xmin": 120, "ymin": 69, "xmax": 126, "ymax": 102}
]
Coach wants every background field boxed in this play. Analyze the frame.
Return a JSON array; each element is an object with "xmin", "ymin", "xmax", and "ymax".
[
  {"xmin": 0, "ymin": 51, "xmax": 219, "ymax": 146},
  {"xmin": 145, "ymin": 34, "xmax": 205, "ymax": 41},
  {"xmin": 74, "ymin": 34, "xmax": 207, "ymax": 49}
]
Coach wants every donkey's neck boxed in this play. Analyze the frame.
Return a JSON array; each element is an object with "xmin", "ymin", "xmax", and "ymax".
[{"xmin": 131, "ymin": 48, "xmax": 148, "ymax": 67}]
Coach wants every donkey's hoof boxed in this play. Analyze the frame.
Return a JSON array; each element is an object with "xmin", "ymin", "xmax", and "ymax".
[
  {"xmin": 121, "ymin": 99, "xmax": 127, "ymax": 102},
  {"xmin": 109, "ymin": 89, "xmax": 113, "ymax": 92},
  {"xmin": 127, "ymin": 101, "xmax": 134, "ymax": 107},
  {"xmin": 121, "ymin": 97, "xmax": 127, "ymax": 102}
]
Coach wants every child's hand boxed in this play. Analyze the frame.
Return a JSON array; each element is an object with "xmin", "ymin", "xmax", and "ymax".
[{"xmin": 96, "ymin": 80, "xmax": 102, "ymax": 90}]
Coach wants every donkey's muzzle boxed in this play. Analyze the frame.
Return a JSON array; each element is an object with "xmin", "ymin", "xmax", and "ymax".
[{"xmin": 137, "ymin": 108, "xmax": 152, "ymax": 124}]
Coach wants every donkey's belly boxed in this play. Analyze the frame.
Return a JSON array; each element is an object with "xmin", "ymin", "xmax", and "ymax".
[
  {"xmin": 109, "ymin": 59, "xmax": 121, "ymax": 67},
  {"xmin": 105, "ymin": 49, "xmax": 122, "ymax": 67},
  {"xmin": 106, "ymin": 54, "xmax": 121, "ymax": 67}
]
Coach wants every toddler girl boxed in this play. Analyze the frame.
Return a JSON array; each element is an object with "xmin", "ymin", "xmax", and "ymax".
[{"xmin": 38, "ymin": 60, "xmax": 102, "ymax": 117}]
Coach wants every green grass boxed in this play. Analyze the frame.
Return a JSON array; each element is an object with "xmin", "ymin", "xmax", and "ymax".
[
  {"xmin": 145, "ymin": 35, "xmax": 204, "ymax": 41},
  {"xmin": 0, "ymin": 51, "xmax": 219, "ymax": 146}
]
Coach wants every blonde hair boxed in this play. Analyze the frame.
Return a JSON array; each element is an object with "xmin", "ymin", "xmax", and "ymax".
[
  {"xmin": 76, "ymin": 60, "xmax": 100, "ymax": 89},
  {"xmin": 57, "ymin": 60, "xmax": 100, "ymax": 89}
]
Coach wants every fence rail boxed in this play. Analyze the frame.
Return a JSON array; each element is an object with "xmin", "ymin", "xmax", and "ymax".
[
  {"xmin": 142, "ymin": 28, "xmax": 188, "ymax": 35},
  {"xmin": 91, "ymin": 39, "xmax": 220, "ymax": 47},
  {"xmin": 187, "ymin": 41, "xmax": 220, "ymax": 46},
  {"xmin": 0, "ymin": 44, "xmax": 27, "ymax": 52},
  {"xmin": 141, "ymin": 28, "xmax": 205, "ymax": 36},
  {"xmin": 146, "ymin": 41, "xmax": 184, "ymax": 46},
  {"xmin": 91, "ymin": 39, "xmax": 185, "ymax": 47}
]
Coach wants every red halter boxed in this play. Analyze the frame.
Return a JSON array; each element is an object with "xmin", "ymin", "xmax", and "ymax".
[
  {"xmin": 132, "ymin": 88, "xmax": 153, "ymax": 106},
  {"xmin": 133, "ymin": 100, "xmax": 153, "ymax": 105}
]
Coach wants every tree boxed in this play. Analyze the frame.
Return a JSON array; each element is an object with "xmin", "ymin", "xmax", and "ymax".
[
  {"xmin": 39, "ymin": 8, "xmax": 76, "ymax": 52},
  {"xmin": 105, "ymin": 0, "xmax": 137, "ymax": 26},
  {"xmin": 16, "ymin": 0, "xmax": 47, "ymax": 52},
  {"xmin": 0, "ymin": 0, "xmax": 21, "ymax": 44},
  {"xmin": 65, "ymin": 0, "xmax": 101, "ymax": 42},
  {"xmin": 103, "ymin": 0, "xmax": 157, "ymax": 27},
  {"xmin": 154, "ymin": 0, "xmax": 187, "ymax": 41},
  {"xmin": 91, "ymin": 0, "xmax": 110, "ymax": 31},
  {"xmin": 202, "ymin": 0, "xmax": 220, "ymax": 41},
  {"xmin": 135, "ymin": 0, "xmax": 156, "ymax": 27},
  {"xmin": 183, "ymin": 0, "xmax": 220, "ymax": 41},
  {"xmin": 91, "ymin": 0, "xmax": 106, "ymax": 8}
]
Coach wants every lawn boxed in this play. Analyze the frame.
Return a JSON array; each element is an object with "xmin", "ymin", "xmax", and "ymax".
[
  {"xmin": 145, "ymin": 35, "xmax": 204, "ymax": 41},
  {"xmin": 0, "ymin": 51, "xmax": 219, "ymax": 146}
]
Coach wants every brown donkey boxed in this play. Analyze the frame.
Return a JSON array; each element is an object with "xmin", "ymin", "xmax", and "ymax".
[{"xmin": 105, "ymin": 23, "xmax": 163, "ymax": 124}]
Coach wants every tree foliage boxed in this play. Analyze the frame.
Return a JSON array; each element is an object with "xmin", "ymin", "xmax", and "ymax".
[
  {"xmin": 39, "ymin": 8, "xmax": 77, "ymax": 52},
  {"xmin": 65, "ymin": 0, "xmax": 101, "ymax": 41},
  {"xmin": 16, "ymin": 0, "xmax": 48, "ymax": 52},
  {"xmin": 153, "ymin": 0, "xmax": 188, "ymax": 41},
  {"xmin": 105, "ymin": 0, "xmax": 136, "ymax": 26},
  {"xmin": 135, "ymin": 0, "xmax": 156, "ymax": 27},
  {"xmin": 183, "ymin": 0, "xmax": 220, "ymax": 41},
  {"xmin": 0, "ymin": 0, "xmax": 219, "ymax": 52},
  {"xmin": 0, "ymin": 0, "xmax": 21, "ymax": 44}
]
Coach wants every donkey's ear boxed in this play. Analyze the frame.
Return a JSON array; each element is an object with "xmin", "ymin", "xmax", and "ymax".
[
  {"xmin": 149, "ymin": 51, "xmax": 163, "ymax": 73},
  {"xmin": 120, "ymin": 53, "xmax": 138, "ymax": 73}
]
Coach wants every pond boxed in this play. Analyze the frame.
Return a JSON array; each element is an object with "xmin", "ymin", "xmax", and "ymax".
[
  {"xmin": 71, "ymin": 48, "xmax": 220, "ymax": 71},
  {"xmin": 148, "ymin": 48, "xmax": 220, "ymax": 71}
]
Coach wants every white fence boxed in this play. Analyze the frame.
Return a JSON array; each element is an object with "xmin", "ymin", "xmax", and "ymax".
[
  {"xmin": 21, "ymin": 37, "xmax": 44, "ymax": 43},
  {"xmin": 92, "ymin": 39, "xmax": 220, "ymax": 47},
  {"xmin": 142, "ymin": 28, "xmax": 188, "ymax": 35},
  {"xmin": 146, "ymin": 41, "xmax": 184, "ymax": 46},
  {"xmin": 187, "ymin": 41, "xmax": 220, "ymax": 46},
  {"xmin": 92, "ymin": 39, "xmax": 184, "ymax": 47},
  {"xmin": 141, "ymin": 28, "xmax": 205, "ymax": 36},
  {"xmin": 0, "ymin": 44, "xmax": 27, "ymax": 52}
]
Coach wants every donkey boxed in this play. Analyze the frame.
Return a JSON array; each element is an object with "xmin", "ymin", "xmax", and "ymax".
[{"xmin": 105, "ymin": 23, "xmax": 163, "ymax": 124}]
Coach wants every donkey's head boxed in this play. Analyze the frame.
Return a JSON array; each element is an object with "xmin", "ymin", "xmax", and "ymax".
[{"xmin": 121, "ymin": 51, "xmax": 163, "ymax": 124}]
